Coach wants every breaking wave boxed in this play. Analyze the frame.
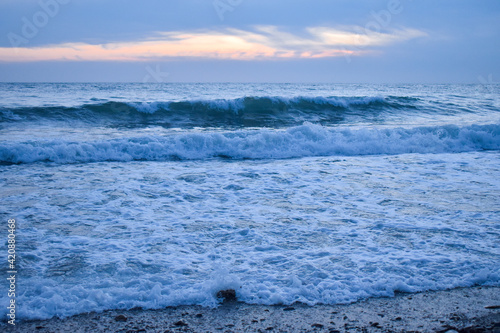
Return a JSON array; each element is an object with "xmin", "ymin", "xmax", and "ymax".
[
  {"xmin": 0, "ymin": 96, "xmax": 420, "ymax": 128},
  {"xmin": 1, "ymin": 123, "xmax": 498, "ymax": 164}
]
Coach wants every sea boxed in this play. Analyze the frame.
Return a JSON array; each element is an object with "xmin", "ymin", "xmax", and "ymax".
[{"xmin": 0, "ymin": 83, "xmax": 499, "ymax": 321}]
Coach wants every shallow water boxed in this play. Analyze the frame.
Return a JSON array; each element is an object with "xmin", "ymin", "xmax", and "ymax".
[{"xmin": 0, "ymin": 83, "xmax": 499, "ymax": 319}]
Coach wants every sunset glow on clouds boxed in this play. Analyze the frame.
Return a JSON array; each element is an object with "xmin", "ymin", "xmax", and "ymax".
[{"xmin": 0, "ymin": 26, "xmax": 426, "ymax": 62}]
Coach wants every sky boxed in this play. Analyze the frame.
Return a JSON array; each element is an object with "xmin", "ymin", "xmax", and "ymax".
[{"xmin": 0, "ymin": 0, "xmax": 499, "ymax": 83}]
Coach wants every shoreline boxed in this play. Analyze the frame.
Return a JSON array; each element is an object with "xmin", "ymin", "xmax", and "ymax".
[{"xmin": 5, "ymin": 286, "xmax": 500, "ymax": 332}]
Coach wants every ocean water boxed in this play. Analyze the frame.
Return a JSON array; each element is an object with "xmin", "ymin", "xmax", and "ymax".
[{"xmin": 0, "ymin": 83, "xmax": 499, "ymax": 320}]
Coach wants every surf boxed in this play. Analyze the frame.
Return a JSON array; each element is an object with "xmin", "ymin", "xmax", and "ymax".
[
  {"xmin": 1, "ymin": 123, "xmax": 498, "ymax": 164},
  {"xmin": 0, "ymin": 96, "xmax": 425, "ymax": 129}
]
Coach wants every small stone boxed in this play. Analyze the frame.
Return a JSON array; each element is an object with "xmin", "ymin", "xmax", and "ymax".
[
  {"xmin": 251, "ymin": 319, "xmax": 258, "ymax": 323},
  {"xmin": 35, "ymin": 326, "xmax": 45, "ymax": 330},
  {"xmin": 195, "ymin": 313, "xmax": 203, "ymax": 318},
  {"xmin": 266, "ymin": 327, "xmax": 274, "ymax": 331},
  {"xmin": 283, "ymin": 307, "xmax": 295, "ymax": 311},
  {"xmin": 174, "ymin": 320, "xmax": 188, "ymax": 327},
  {"xmin": 216, "ymin": 289, "xmax": 237, "ymax": 302},
  {"xmin": 438, "ymin": 325, "xmax": 458, "ymax": 333},
  {"xmin": 370, "ymin": 322, "xmax": 382, "ymax": 328},
  {"xmin": 115, "ymin": 314, "xmax": 127, "ymax": 322},
  {"xmin": 394, "ymin": 317, "xmax": 402, "ymax": 321},
  {"xmin": 312, "ymin": 323, "xmax": 324, "ymax": 329}
]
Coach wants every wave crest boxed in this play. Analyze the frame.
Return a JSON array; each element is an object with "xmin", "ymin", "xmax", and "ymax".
[
  {"xmin": 1, "ymin": 123, "xmax": 498, "ymax": 164},
  {"xmin": 0, "ymin": 96, "xmax": 419, "ymax": 128}
]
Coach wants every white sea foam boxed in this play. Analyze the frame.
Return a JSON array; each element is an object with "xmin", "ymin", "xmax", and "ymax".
[
  {"xmin": 1, "ymin": 83, "xmax": 500, "ymax": 322},
  {"xmin": 0, "ymin": 152, "xmax": 499, "ymax": 320},
  {"xmin": 1, "ymin": 123, "xmax": 498, "ymax": 164}
]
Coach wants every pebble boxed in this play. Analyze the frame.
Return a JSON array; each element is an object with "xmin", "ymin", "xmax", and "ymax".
[
  {"xmin": 174, "ymin": 320, "xmax": 188, "ymax": 327},
  {"xmin": 114, "ymin": 315, "xmax": 127, "ymax": 322},
  {"xmin": 216, "ymin": 289, "xmax": 237, "ymax": 302}
]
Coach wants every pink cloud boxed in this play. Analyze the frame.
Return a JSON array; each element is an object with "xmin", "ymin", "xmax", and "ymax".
[{"xmin": 0, "ymin": 26, "xmax": 425, "ymax": 62}]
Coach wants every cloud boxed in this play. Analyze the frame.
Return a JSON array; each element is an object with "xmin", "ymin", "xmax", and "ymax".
[{"xmin": 0, "ymin": 26, "xmax": 426, "ymax": 62}]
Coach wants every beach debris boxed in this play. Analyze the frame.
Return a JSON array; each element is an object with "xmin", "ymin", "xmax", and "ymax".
[
  {"xmin": 114, "ymin": 314, "xmax": 127, "ymax": 322},
  {"xmin": 484, "ymin": 305, "xmax": 500, "ymax": 309},
  {"xmin": 216, "ymin": 289, "xmax": 237, "ymax": 302},
  {"xmin": 283, "ymin": 307, "xmax": 295, "ymax": 311},
  {"xmin": 174, "ymin": 320, "xmax": 188, "ymax": 327}
]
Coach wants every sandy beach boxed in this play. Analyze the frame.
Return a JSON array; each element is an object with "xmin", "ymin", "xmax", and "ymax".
[{"xmin": 4, "ymin": 286, "xmax": 499, "ymax": 333}]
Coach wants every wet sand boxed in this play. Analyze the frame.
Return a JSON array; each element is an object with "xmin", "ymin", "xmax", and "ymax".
[{"xmin": 5, "ymin": 286, "xmax": 500, "ymax": 332}]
